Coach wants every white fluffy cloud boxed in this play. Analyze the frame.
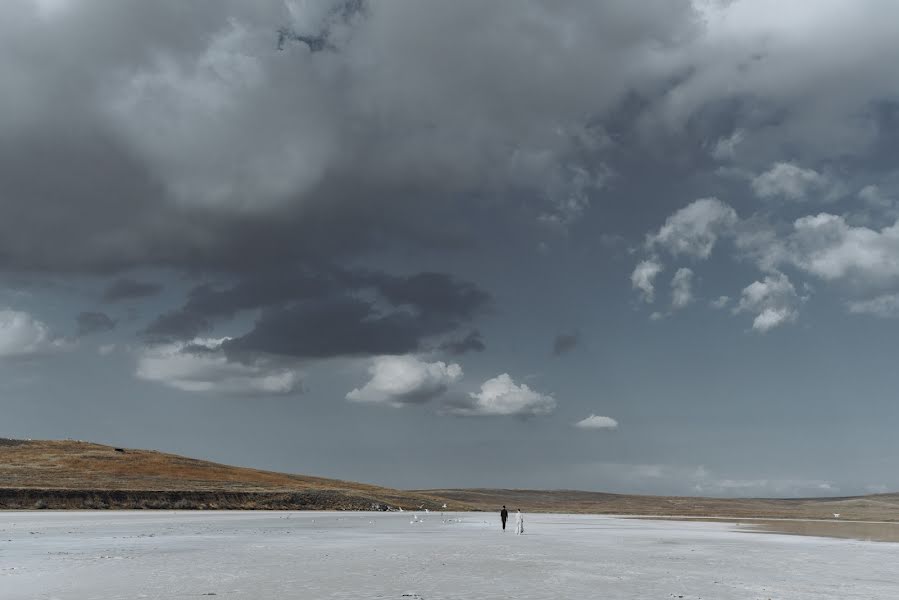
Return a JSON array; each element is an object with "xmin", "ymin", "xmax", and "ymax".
[
  {"xmin": 647, "ymin": 198, "xmax": 738, "ymax": 259},
  {"xmin": 734, "ymin": 272, "xmax": 801, "ymax": 332},
  {"xmin": 734, "ymin": 212, "xmax": 899, "ymax": 297},
  {"xmin": 574, "ymin": 414, "xmax": 618, "ymax": 430},
  {"xmin": 0, "ymin": 309, "xmax": 61, "ymax": 358},
  {"xmin": 751, "ymin": 162, "xmax": 830, "ymax": 201},
  {"xmin": 135, "ymin": 338, "xmax": 301, "ymax": 395},
  {"xmin": 448, "ymin": 373, "xmax": 556, "ymax": 417},
  {"xmin": 346, "ymin": 355, "xmax": 462, "ymax": 407},
  {"xmin": 786, "ymin": 213, "xmax": 899, "ymax": 285},
  {"xmin": 630, "ymin": 259, "xmax": 663, "ymax": 303},
  {"xmin": 670, "ymin": 268, "xmax": 694, "ymax": 309}
]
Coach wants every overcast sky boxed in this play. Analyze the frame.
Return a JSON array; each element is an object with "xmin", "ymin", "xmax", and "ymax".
[{"xmin": 3, "ymin": 0, "xmax": 899, "ymax": 498}]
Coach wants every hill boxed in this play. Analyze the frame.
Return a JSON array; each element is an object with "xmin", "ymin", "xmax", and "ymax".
[
  {"xmin": 0, "ymin": 439, "xmax": 457, "ymax": 511},
  {"xmin": 2, "ymin": 439, "xmax": 898, "ymax": 520}
]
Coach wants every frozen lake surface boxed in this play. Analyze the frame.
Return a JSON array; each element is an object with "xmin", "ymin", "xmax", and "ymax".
[{"xmin": 2, "ymin": 510, "xmax": 897, "ymax": 599}]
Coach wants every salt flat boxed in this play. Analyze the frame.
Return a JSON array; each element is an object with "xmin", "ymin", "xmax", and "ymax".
[{"xmin": 2, "ymin": 511, "xmax": 896, "ymax": 599}]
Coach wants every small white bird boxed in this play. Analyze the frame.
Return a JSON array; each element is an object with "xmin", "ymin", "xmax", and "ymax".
[
  {"xmin": 442, "ymin": 503, "xmax": 447, "ymax": 509},
  {"xmin": 833, "ymin": 513, "xmax": 841, "ymax": 518}
]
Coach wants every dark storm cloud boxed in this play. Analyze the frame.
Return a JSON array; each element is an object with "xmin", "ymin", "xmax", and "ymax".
[
  {"xmin": 146, "ymin": 267, "xmax": 490, "ymax": 358},
  {"xmin": 372, "ymin": 272, "xmax": 489, "ymax": 321},
  {"xmin": 552, "ymin": 332, "xmax": 580, "ymax": 357},
  {"xmin": 102, "ymin": 278, "xmax": 163, "ymax": 302},
  {"xmin": 440, "ymin": 330, "xmax": 486, "ymax": 355},
  {"xmin": 223, "ymin": 297, "xmax": 426, "ymax": 358},
  {"xmin": 3, "ymin": 0, "xmax": 899, "ymax": 344},
  {"xmin": 145, "ymin": 267, "xmax": 343, "ymax": 340},
  {"xmin": 0, "ymin": 0, "xmax": 705, "ymax": 275},
  {"xmin": 76, "ymin": 311, "xmax": 116, "ymax": 336}
]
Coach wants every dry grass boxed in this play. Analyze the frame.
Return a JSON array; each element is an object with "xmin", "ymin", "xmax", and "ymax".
[{"xmin": 0, "ymin": 439, "xmax": 457, "ymax": 510}]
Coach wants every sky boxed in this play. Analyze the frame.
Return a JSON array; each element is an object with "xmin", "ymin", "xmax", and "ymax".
[{"xmin": 2, "ymin": 0, "xmax": 899, "ymax": 498}]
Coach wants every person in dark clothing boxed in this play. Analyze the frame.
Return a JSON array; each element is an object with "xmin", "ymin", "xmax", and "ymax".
[{"xmin": 500, "ymin": 506, "xmax": 509, "ymax": 530}]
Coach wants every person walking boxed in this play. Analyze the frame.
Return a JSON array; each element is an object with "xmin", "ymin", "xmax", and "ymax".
[
  {"xmin": 500, "ymin": 505, "xmax": 508, "ymax": 531},
  {"xmin": 515, "ymin": 509, "xmax": 524, "ymax": 535}
]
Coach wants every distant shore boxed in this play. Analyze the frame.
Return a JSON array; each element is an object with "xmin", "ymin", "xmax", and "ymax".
[{"xmin": 630, "ymin": 515, "xmax": 899, "ymax": 543}]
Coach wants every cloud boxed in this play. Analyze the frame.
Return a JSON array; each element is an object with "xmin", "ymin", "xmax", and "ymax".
[
  {"xmin": 76, "ymin": 311, "xmax": 116, "ymax": 336},
  {"xmin": 709, "ymin": 129, "xmax": 745, "ymax": 160},
  {"xmin": 536, "ymin": 163, "xmax": 610, "ymax": 228},
  {"xmin": 644, "ymin": 0, "xmax": 899, "ymax": 162},
  {"xmin": 858, "ymin": 184, "xmax": 893, "ymax": 209},
  {"xmin": 785, "ymin": 213, "xmax": 899, "ymax": 286},
  {"xmin": 574, "ymin": 414, "xmax": 618, "ymax": 430},
  {"xmin": 135, "ymin": 338, "xmax": 302, "ymax": 395},
  {"xmin": 446, "ymin": 373, "xmax": 556, "ymax": 417},
  {"xmin": 734, "ymin": 272, "xmax": 801, "ymax": 332},
  {"xmin": 710, "ymin": 295, "xmax": 730, "ymax": 309},
  {"xmin": 847, "ymin": 293, "xmax": 899, "ymax": 318},
  {"xmin": 733, "ymin": 212, "xmax": 899, "ymax": 295},
  {"xmin": 2, "ymin": 0, "xmax": 899, "ymax": 283},
  {"xmin": 346, "ymin": 355, "xmax": 462, "ymax": 407},
  {"xmin": 551, "ymin": 332, "xmax": 579, "ymax": 356},
  {"xmin": 670, "ymin": 267, "xmax": 694, "ymax": 309},
  {"xmin": 751, "ymin": 162, "xmax": 830, "ymax": 201},
  {"xmin": 146, "ymin": 269, "xmax": 490, "ymax": 360},
  {"xmin": 102, "ymin": 278, "xmax": 163, "ymax": 302},
  {"xmin": 439, "ymin": 330, "xmax": 485, "ymax": 355},
  {"xmin": 0, "ymin": 309, "xmax": 63, "ymax": 358},
  {"xmin": 647, "ymin": 198, "xmax": 738, "ymax": 259},
  {"xmin": 631, "ymin": 259, "xmax": 663, "ymax": 303},
  {"xmin": 98, "ymin": 343, "xmax": 116, "ymax": 356},
  {"xmin": 0, "ymin": 1, "xmax": 702, "ymax": 273}
]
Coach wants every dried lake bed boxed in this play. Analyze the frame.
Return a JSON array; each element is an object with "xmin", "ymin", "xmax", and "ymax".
[{"xmin": 2, "ymin": 510, "xmax": 897, "ymax": 599}]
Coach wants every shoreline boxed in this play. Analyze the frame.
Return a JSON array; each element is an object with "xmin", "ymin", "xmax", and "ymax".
[{"xmin": 628, "ymin": 514, "xmax": 899, "ymax": 543}]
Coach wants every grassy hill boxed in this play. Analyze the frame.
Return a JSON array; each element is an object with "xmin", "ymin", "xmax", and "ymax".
[
  {"xmin": 0, "ymin": 439, "xmax": 458, "ymax": 510},
  {"xmin": 3, "ymin": 438, "xmax": 898, "ymax": 520}
]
